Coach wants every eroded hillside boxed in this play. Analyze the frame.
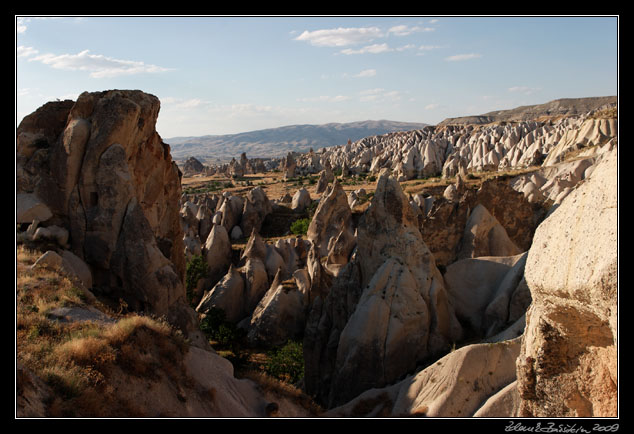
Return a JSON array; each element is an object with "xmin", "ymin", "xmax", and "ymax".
[{"xmin": 16, "ymin": 90, "xmax": 617, "ymax": 418}]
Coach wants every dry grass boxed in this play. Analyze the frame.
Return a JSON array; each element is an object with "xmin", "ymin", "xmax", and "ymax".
[{"xmin": 16, "ymin": 245, "xmax": 191, "ymax": 417}]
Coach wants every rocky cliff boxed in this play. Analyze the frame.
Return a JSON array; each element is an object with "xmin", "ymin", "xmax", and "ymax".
[
  {"xmin": 16, "ymin": 89, "xmax": 203, "ymax": 346},
  {"xmin": 516, "ymin": 148, "xmax": 618, "ymax": 417}
]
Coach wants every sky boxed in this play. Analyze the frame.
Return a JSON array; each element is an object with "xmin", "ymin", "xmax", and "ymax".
[{"xmin": 16, "ymin": 15, "xmax": 618, "ymax": 138}]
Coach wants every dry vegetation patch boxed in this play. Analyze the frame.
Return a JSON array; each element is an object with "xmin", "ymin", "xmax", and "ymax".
[{"xmin": 16, "ymin": 246, "xmax": 193, "ymax": 417}]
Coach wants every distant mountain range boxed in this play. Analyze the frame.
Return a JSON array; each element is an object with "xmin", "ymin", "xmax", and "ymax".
[{"xmin": 165, "ymin": 120, "xmax": 429, "ymax": 164}]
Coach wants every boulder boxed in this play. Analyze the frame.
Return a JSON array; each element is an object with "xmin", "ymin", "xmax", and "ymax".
[
  {"xmin": 279, "ymin": 192, "xmax": 292, "ymax": 203},
  {"xmin": 264, "ymin": 244, "xmax": 286, "ymax": 281},
  {"xmin": 282, "ymin": 152, "xmax": 297, "ymax": 179},
  {"xmin": 516, "ymin": 149, "xmax": 617, "ymax": 417},
  {"xmin": 291, "ymin": 188, "xmax": 311, "ymax": 212},
  {"xmin": 230, "ymin": 225, "xmax": 243, "ymax": 241},
  {"xmin": 220, "ymin": 195, "xmax": 243, "ymax": 233},
  {"xmin": 444, "ymin": 253, "xmax": 528, "ymax": 339},
  {"xmin": 241, "ymin": 230, "xmax": 268, "ymax": 262},
  {"xmin": 16, "ymin": 193, "xmax": 53, "ymax": 224},
  {"xmin": 246, "ymin": 269, "xmax": 306, "ymax": 347},
  {"xmin": 31, "ymin": 249, "xmax": 94, "ymax": 292},
  {"xmin": 242, "ymin": 257, "xmax": 269, "ymax": 315},
  {"xmin": 324, "ymin": 225, "xmax": 356, "ymax": 274},
  {"xmin": 182, "ymin": 156, "xmax": 205, "ymax": 176},
  {"xmin": 306, "ymin": 181, "xmax": 353, "ymax": 259},
  {"xmin": 32, "ymin": 225, "xmax": 69, "ymax": 248},
  {"xmin": 458, "ymin": 204, "xmax": 522, "ymax": 259},
  {"xmin": 315, "ymin": 166, "xmax": 334, "ymax": 194},
  {"xmin": 196, "ymin": 203, "xmax": 213, "ymax": 243},
  {"xmin": 240, "ymin": 186, "xmax": 272, "ymax": 236},
  {"xmin": 203, "ymin": 224, "xmax": 232, "ymax": 289},
  {"xmin": 196, "ymin": 265, "xmax": 246, "ymax": 323}
]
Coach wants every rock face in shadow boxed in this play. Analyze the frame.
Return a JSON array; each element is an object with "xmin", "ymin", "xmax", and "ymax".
[
  {"xmin": 420, "ymin": 175, "xmax": 546, "ymax": 268},
  {"xmin": 303, "ymin": 174, "xmax": 462, "ymax": 408},
  {"xmin": 444, "ymin": 253, "xmax": 529, "ymax": 340},
  {"xmin": 16, "ymin": 90, "xmax": 205, "ymax": 347},
  {"xmin": 516, "ymin": 149, "xmax": 617, "ymax": 417}
]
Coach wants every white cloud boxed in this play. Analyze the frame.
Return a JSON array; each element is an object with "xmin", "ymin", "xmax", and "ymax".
[
  {"xmin": 17, "ymin": 46, "xmax": 38, "ymax": 57},
  {"xmin": 354, "ymin": 69, "xmax": 377, "ymax": 78},
  {"xmin": 388, "ymin": 24, "xmax": 435, "ymax": 36},
  {"xmin": 429, "ymin": 19, "xmax": 439, "ymax": 24},
  {"xmin": 340, "ymin": 43, "xmax": 391, "ymax": 55},
  {"xmin": 396, "ymin": 44, "xmax": 416, "ymax": 52},
  {"xmin": 444, "ymin": 53, "xmax": 482, "ymax": 62},
  {"xmin": 294, "ymin": 27, "xmax": 383, "ymax": 47},
  {"xmin": 28, "ymin": 49, "xmax": 173, "ymax": 78},
  {"xmin": 425, "ymin": 103, "xmax": 440, "ymax": 110},
  {"xmin": 508, "ymin": 86, "xmax": 542, "ymax": 95}
]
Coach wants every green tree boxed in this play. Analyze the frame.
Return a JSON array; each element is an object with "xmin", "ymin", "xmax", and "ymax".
[
  {"xmin": 290, "ymin": 218, "xmax": 310, "ymax": 235},
  {"xmin": 185, "ymin": 255, "xmax": 208, "ymax": 305},
  {"xmin": 265, "ymin": 340, "xmax": 305, "ymax": 384}
]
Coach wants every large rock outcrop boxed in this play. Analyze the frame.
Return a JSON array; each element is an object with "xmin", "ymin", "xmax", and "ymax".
[
  {"xmin": 306, "ymin": 180, "xmax": 354, "ymax": 263},
  {"xmin": 16, "ymin": 90, "xmax": 204, "ymax": 346},
  {"xmin": 516, "ymin": 148, "xmax": 617, "ymax": 417},
  {"xmin": 304, "ymin": 174, "xmax": 462, "ymax": 408}
]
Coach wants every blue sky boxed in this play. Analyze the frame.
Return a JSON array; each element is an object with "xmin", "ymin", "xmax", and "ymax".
[{"xmin": 16, "ymin": 15, "xmax": 618, "ymax": 138}]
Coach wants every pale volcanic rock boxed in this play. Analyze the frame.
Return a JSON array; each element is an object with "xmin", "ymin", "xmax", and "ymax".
[
  {"xmin": 326, "ymin": 338, "xmax": 521, "ymax": 417},
  {"xmin": 516, "ymin": 148, "xmax": 617, "ymax": 417},
  {"xmin": 291, "ymin": 187, "xmax": 312, "ymax": 212},
  {"xmin": 458, "ymin": 204, "xmax": 522, "ymax": 260},
  {"xmin": 203, "ymin": 224, "xmax": 232, "ymax": 288},
  {"xmin": 240, "ymin": 186, "xmax": 272, "ymax": 236},
  {"xmin": 246, "ymin": 269, "xmax": 307, "ymax": 347},
  {"xmin": 306, "ymin": 181, "xmax": 353, "ymax": 259},
  {"xmin": 304, "ymin": 174, "xmax": 462, "ymax": 408},
  {"xmin": 196, "ymin": 265, "xmax": 246, "ymax": 323},
  {"xmin": 14, "ymin": 90, "xmax": 211, "ymax": 347},
  {"xmin": 443, "ymin": 253, "xmax": 529, "ymax": 339}
]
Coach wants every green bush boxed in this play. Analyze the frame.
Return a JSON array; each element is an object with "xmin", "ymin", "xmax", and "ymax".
[
  {"xmin": 265, "ymin": 340, "xmax": 305, "ymax": 384},
  {"xmin": 199, "ymin": 307, "xmax": 245, "ymax": 348},
  {"xmin": 185, "ymin": 255, "xmax": 208, "ymax": 304},
  {"xmin": 290, "ymin": 218, "xmax": 310, "ymax": 235}
]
